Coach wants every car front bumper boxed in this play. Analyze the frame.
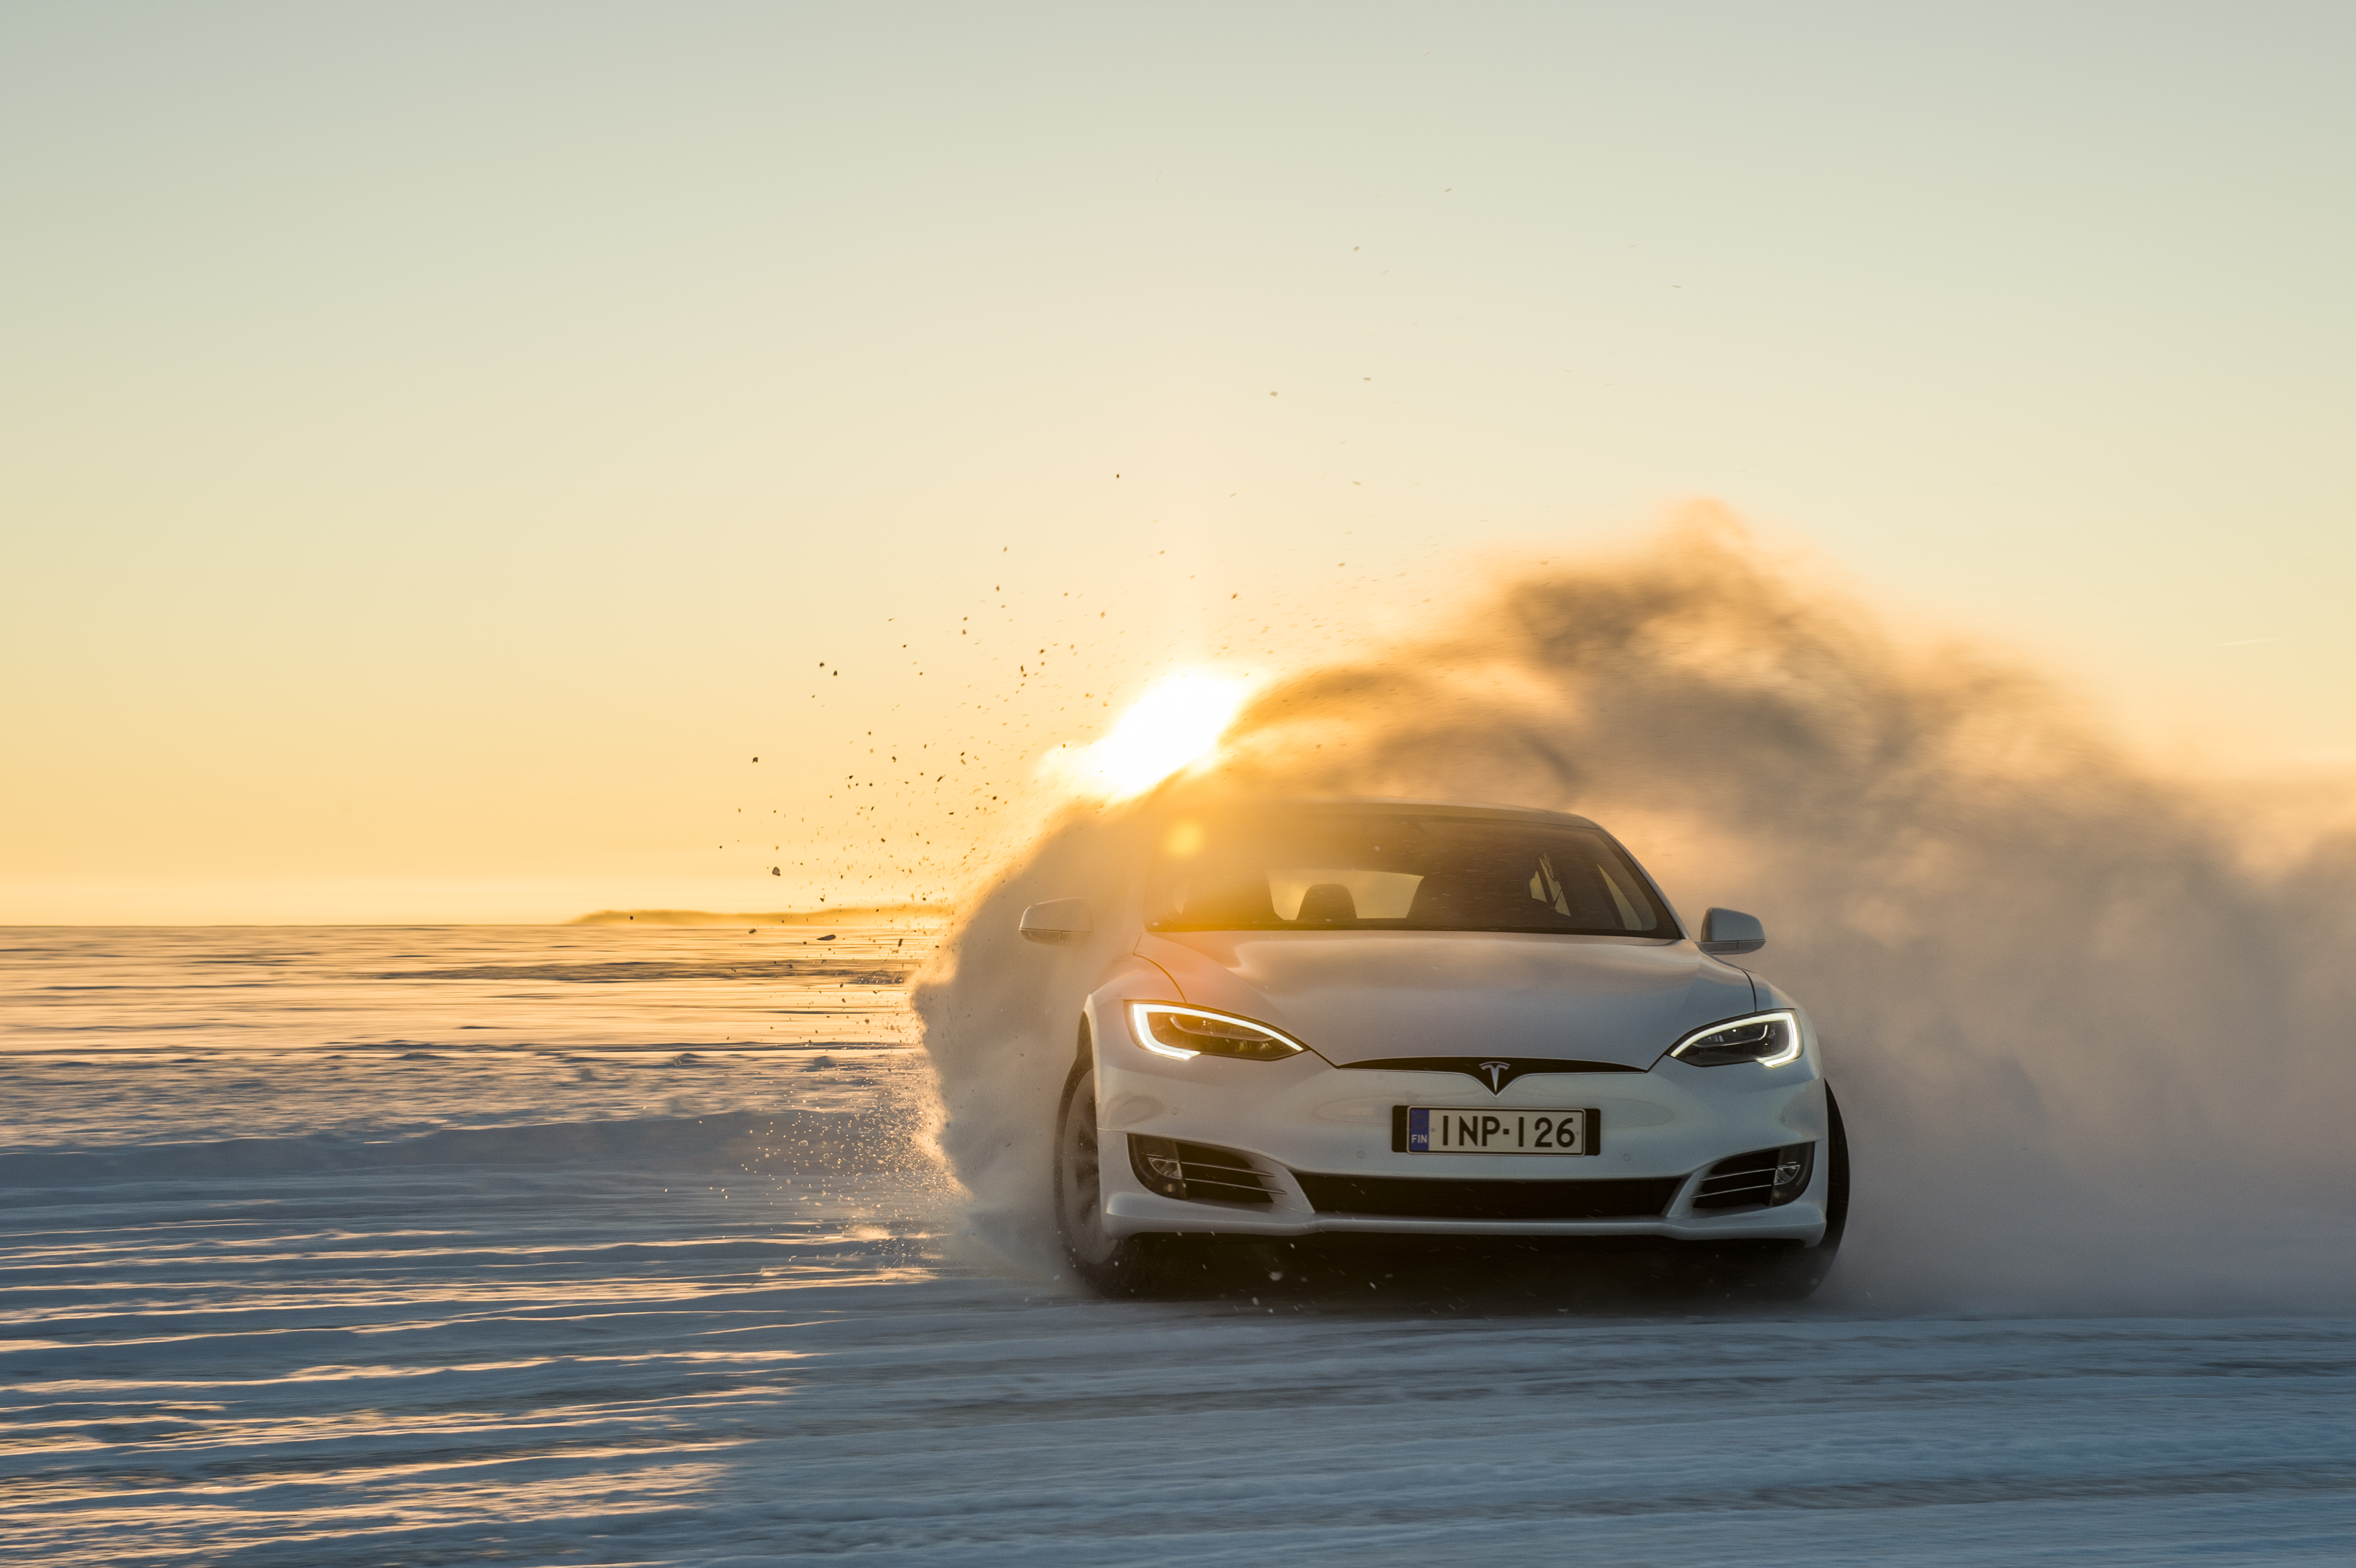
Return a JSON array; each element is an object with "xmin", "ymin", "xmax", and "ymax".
[{"xmin": 1086, "ymin": 997, "xmax": 1832, "ymax": 1244}]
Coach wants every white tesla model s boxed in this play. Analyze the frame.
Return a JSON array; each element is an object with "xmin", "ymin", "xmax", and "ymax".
[{"xmin": 1028, "ymin": 799, "xmax": 1849, "ymax": 1298}]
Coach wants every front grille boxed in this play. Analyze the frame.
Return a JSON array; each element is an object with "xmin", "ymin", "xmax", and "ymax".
[
  {"xmin": 1691, "ymin": 1143, "xmax": 1815, "ymax": 1211},
  {"xmin": 1127, "ymin": 1135, "xmax": 1277, "ymax": 1206},
  {"xmin": 1291, "ymin": 1172, "xmax": 1678, "ymax": 1221}
]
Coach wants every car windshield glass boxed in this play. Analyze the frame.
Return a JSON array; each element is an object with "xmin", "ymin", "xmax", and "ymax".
[{"xmin": 1146, "ymin": 812, "xmax": 1672, "ymax": 936}]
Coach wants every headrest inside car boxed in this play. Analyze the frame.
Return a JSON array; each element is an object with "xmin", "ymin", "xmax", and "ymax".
[{"xmin": 1293, "ymin": 883, "xmax": 1358, "ymax": 924}]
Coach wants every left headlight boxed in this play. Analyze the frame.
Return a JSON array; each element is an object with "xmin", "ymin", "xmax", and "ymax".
[
  {"xmin": 1126, "ymin": 1002, "xmax": 1308, "ymax": 1062},
  {"xmin": 1668, "ymin": 1009, "xmax": 1804, "ymax": 1068}
]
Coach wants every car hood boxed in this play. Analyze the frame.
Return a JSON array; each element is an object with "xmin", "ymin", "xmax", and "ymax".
[{"xmin": 1135, "ymin": 929, "xmax": 1756, "ymax": 1070}]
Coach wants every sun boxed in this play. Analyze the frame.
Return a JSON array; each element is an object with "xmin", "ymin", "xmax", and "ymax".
[{"xmin": 1050, "ymin": 672, "xmax": 1251, "ymax": 800}]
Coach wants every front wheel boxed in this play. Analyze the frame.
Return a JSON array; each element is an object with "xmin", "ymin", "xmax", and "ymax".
[
  {"xmin": 1053, "ymin": 1057, "xmax": 1172, "ymax": 1296},
  {"xmin": 1684, "ymin": 1081, "xmax": 1852, "ymax": 1302}
]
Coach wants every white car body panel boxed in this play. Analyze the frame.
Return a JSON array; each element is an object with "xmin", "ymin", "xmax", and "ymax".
[{"xmin": 1136, "ymin": 928, "xmax": 1757, "ymax": 1070}]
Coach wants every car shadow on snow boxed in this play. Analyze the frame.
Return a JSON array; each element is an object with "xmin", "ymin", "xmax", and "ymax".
[{"xmin": 1095, "ymin": 1233, "xmax": 1838, "ymax": 1315}]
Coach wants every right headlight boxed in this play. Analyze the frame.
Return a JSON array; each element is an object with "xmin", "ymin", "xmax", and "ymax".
[
  {"xmin": 1669, "ymin": 1009, "xmax": 1803, "ymax": 1068},
  {"xmin": 1126, "ymin": 1002, "xmax": 1308, "ymax": 1062}
]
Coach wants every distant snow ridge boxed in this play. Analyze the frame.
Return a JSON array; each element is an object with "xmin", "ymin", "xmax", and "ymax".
[{"xmin": 0, "ymin": 1107, "xmax": 924, "ymax": 1186}]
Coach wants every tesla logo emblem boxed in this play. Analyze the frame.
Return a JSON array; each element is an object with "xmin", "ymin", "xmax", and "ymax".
[{"xmin": 1478, "ymin": 1060, "xmax": 1513, "ymax": 1092}]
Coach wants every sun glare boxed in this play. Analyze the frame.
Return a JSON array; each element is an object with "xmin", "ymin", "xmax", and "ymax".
[{"xmin": 1052, "ymin": 672, "xmax": 1250, "ymax": 800}]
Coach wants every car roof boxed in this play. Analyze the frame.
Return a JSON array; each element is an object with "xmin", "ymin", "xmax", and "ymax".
[{"xmin": 1236, "ymin": 796, "xmax": 1604, "ymax": 831}]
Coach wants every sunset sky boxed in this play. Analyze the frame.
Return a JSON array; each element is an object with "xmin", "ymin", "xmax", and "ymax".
[{"xmin": 5, "ymin": 3, "xmax": 2351, "ymax": 922}]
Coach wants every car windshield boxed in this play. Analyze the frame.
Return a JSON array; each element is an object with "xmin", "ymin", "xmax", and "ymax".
[{"xmin": 1145, "ymin": 811, "xmax": 1673, "ymax": 936}]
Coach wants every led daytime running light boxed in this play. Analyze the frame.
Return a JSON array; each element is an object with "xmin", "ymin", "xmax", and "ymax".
[
  {"xmin": 1669, "ymin": 1009, "xmax": 1803, "ymax": 1068},
  {"xmin": 1125, "ymin": 1002, "xmax": 1307, "ymax": 1062}
]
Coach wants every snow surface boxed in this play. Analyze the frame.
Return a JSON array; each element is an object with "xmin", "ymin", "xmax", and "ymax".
[{"xmin": 4, "ymin": 927, "xmax": 2353, "ymax": 1564}]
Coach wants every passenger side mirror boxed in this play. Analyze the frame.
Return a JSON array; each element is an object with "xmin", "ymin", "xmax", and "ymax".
[
  {"xmin": 1697, "ymin": 907, "xmax": 1765, "ymax": 957},
  {"xmin": 1019, "ymin": 898, "xmax": 1094, "ymax": 944}
]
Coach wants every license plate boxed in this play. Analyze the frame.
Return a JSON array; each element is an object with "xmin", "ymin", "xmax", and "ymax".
[{"xmin": 1400, "ymin": 1106, "xmax": 1596, "ymax": 1155}]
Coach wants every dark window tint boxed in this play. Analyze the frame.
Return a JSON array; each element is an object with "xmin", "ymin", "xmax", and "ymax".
[{"xmin": 1147, "ymin": 812, "xmax": 1672, "ymax": 936}]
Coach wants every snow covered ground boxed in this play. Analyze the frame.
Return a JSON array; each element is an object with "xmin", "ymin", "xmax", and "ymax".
[{"xmin": 4, "ymin": 927, "xmax": 2353, "ymax": 1564}]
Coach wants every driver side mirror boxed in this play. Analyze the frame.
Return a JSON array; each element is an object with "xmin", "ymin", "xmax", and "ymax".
[
  {"xmin": 1019, "ymin": 898, "xmax": 1094, "ymax": 945},
  {"xmin": 1697, "ymin": 907, "xmax": 1765, "ymax": 957}
]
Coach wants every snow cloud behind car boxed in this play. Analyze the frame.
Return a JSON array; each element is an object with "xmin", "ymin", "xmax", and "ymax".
[{"xmin": 917, "ymin": 519, "xmax": 2356, "ymax": 1313}]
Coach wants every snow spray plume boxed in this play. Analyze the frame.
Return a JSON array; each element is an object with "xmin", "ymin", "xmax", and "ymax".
[
  {"xmin": 918, "ymin": 512, "xmax": 2356, "ymax": 1310},
  {"xmin": 911, "ymin": 803, "xmax": 1157, "ymax": 1262}
]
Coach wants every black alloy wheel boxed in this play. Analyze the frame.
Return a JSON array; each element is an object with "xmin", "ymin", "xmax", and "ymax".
[{"xmin": 1053, "ymin": 1036, "xmax": 1173, "ymax": 1297}]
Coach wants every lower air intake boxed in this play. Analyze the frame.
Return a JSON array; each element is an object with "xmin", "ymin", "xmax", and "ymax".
[
  {"xmin": 1690, "ymin": 1143, "xmax": 1815, "ymax": 1210},
  {"xmin": 1292, "ymin": 1172, "xmax": 1678, "ymax": 1221},
  {"xmin": 1128, "ymin": 1135, "xmax": 1276, "ymax": 1206}
]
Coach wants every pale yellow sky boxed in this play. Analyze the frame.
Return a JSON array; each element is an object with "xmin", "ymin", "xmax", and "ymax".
[{"xmin": 4, "ymin": 4, "xmax": 2352, "ymax": 922}]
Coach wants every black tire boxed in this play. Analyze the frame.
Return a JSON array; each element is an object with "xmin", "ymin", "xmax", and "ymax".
[
  {"xmin": 1052, "ymin": 1051, "xmax": 1172, "ymax": 1296},
  {"xmin": 1821, "ymin": 1080, "xmax": 1852, "ymax": 1251}
]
